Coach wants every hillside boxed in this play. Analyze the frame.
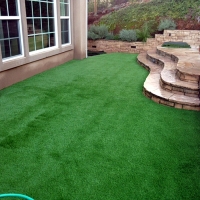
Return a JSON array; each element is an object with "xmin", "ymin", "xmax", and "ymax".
[
  {"xmin": 88, "ymin": 1, "xmax": 152, "ymax": 25},
  {"xmin": 97, "ymin": 0, "xmax": 200, "ymax": 34}
]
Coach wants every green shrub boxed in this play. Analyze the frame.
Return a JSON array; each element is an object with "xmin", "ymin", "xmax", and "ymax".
[
  {"xmin": 162, "ymin": 41, "xmax": 191, "ymax": 48},
  {"xmin": 158, "ymin": 19, "xmax": 176, "ymax": 31},
  {"xmin": 105, "ymin": 32, "xmax": 115, "ymax": 40},
  {"xmin": 88, "ymin": 25, "xmax": 109, "ymax": 40},
  {"xmin": 119, "ymin": 29, "xmax": 137, "ymax": 42},
  {"xmin": 136, "ymin": 22, "xmax": 154, "ymax": 42},
  {"xmin": 113, "ymin": 34, "xmax": 120, "ymax": 40},
  {"xmin": 89, "ymin": 25, "xmax": 98, "ymax": 34},
  {"xmin": 88, "ymin": 31, "xmax": 100, "ymax": 40},
  {"xmin": 97, "ymin": 25, "xmax": 109, "ymax": 38}
]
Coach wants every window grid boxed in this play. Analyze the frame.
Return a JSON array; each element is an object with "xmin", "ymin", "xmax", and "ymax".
[
  {"xmin": 0, "ymin": 0, "xmax": 71, "ymax": 61},
  {"xmin": 26, "ymin": 0, "xmax": 56, "ymax": 52},
  {"xmin": 0, "ymin": 0, "xmax": 22, "ymax": 60},
  {"xmin": 60, "ymin": 0, "xmax": 70, "ymax": 45}
]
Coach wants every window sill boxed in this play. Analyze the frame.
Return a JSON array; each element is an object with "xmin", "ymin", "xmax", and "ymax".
[{"xmin": 0, "ymin": 44, "xmax": 74, "ymax": 72}]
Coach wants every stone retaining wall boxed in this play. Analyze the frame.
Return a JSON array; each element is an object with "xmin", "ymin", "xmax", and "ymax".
[
  {"xmin": 88, "ymin": 30, "xmax": 200, "ymax": 53},
  {"xmin": 157, "ymin": 30, "xmax": 200, "ymax": 47}
]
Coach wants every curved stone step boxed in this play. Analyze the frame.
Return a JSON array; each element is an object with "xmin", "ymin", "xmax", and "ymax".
[
  {"xmin": 161, "ymin": 69, "xmax": 199, "ymax": 97},
  {"xmin": 157, "ymin": 46, "xmax": 200, "ymax": 84},
  {"xmin": 147, "ymin": 50, "xmax": 199, "ymax": 97},
  {"xmin": 137, "ymin": 52, "xmax": 163, "ymax": 73},
  {"xmin": 137, "ymin": 52, "xmax": 200, "ymax": 111}
]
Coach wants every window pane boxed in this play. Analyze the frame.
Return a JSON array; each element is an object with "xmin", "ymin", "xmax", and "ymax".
[
  {"xmin": 10, "ymin": 38, "xmax": 20, "ymax": 56},
  {"xmin": 33, "ymin": 1, "xmax": 40, "ymax": 17},
  {"xmin": 61, "ymin": 19, "xmax": 68, "ymax": 32},
  {"xmin": 35, "ymin": 35, "xmax": 43, "ymax": 50},
  {"xmin": 60, "ymin": 3, "xmax": 69, "ymax": 16},
  {"xmin": 49, "ymin": 19, "xmax": 54, "ymax": 32},
  {"xmin": 27, "ymin": 19, "xmax": 34, "ymax": 34},
  {"xmin": 0, "ymin": 40, "xmax": 10, "ymax": 58},
  {"xmin": 0, "ymin": 0, "xmax": 8, "ymax": 16},
  {"xmin": 43, "ymin": 34, "xmax": 48, "ymax": 48},
  {"xmin": 61, "ymin": 19, "xmax": 69, "ymax": 44},
  {"xmin": 45, "ymin": 34, "xmax": 50, "ymax": 48},
  {"xmin": 48, "ymin": 3, "xmax": 53, "ymax": 17},
  {"xmin": 49, "ymin": 33, "xmax": 55, "ymax": 47},
  {"xmin": 1, "ymin": 21, "xmax": 9, "ymax": 38},
  {"xmin": 8, "ymin": 0, "xmax": 18, "ymax": 16},
  {"xmin": 42, "ymin": 18, "xmax": 48, "ymax": 32},
  {"xmin": 41, "ymin": 2, "xmax": 47, "ymax": 17},
  {"xmin": 61, "ymin": 31, "xmax": 69, "ymax": 44},
  {"xmin": 8, "ymin": 20, "xmax": 19, "ymax": 37},
  {"xmin": 34, "ymin": 19, "xmax": 42, "ymax": 34},
  {"xmin": 28, "ymin": 36, "xmax": 35, "ymax": 51},
  {"xmin": 25, "ymin": 1, "xmax": 32, "ymax": 17}
]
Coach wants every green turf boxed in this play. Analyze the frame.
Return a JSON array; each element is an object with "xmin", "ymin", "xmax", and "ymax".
[{"xmin": 0, "ymin": 53, "xmax": 200, "ymax": 200}]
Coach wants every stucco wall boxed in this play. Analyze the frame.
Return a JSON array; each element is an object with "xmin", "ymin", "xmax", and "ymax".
[
  {"xmin": 73, "ymin": 0, "xmax": 88, "ymax": 59},
  {"xmin": 0, "ymin": 51, "xmax": 74, "ymax": 90},
  {"xmin": 88, "ymin": 30, "xmax": 200, "ymax": 53}
]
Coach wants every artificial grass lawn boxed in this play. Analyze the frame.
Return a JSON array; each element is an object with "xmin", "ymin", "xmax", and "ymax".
[{"xmin": 0, "ymin": 53, "xmax": 200, "ymax": 200}]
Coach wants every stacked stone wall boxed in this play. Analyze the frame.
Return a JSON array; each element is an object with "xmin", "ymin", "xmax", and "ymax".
[{"xmin": 88, "ymin": 30, "xmax": 200, "ymax": 53}]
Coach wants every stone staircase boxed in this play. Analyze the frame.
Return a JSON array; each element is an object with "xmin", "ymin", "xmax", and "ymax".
[{"xmin": 137, "ymin": 46, "xmax": 200, "ymax": 111}]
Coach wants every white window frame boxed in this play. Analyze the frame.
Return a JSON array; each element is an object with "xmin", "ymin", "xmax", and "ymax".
[
  {"xmin": 26, "ymin": 0, "xmax": 59, "ymax": 55},
  {"xmin": 0, "ymin": 0, "xmax": 24, "ymax": 62},
  {"xmin": 60, "ymin": 0, "xmax": 71, "ymax": 46},
  {"xmin": 0, "ymin": 0, "xmax": 74, "ymax": 71}
]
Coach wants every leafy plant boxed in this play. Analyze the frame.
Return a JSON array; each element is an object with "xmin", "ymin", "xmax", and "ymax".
[
  {"xmin": 97, "ymin": 25, "xmax": 109, "ymax": 38},
  {"xmin": 88, "ymin": 25, "xmax": 110, "ymax": 40},
  {"xmin": 157, "ymin": 18, "xmax": 176, "ymax": 31},
  {"xmin": 162, "ymin": 41, "xmax": 191, "ymax": 48},
  {"xmin": 105, "ymin": 32, "xmax": 115, "ymax": 40},
  {"xmin": 88, "ymin": 31, "xmax": 100, "ymax": 40},
  {"xmin": 113, "ymin": 34, "xmax": 120, "ymax": 40},
  {"xmin": 136, "ymin": 21, "xmax": 154, "ymax": 42},
  {"xmin": 119, "ymin": 29, "xmax": 137, "ymax": 42}
]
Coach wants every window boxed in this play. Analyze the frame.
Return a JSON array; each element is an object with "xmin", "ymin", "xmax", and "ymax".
[
  {"xmin": 25, "ymin": 0, "xmax": 56, "ymax": 52},
  {"xmin": 60, "ymin": 0, "xmax": 70, "ymax": 45},
  {"xmin": 0, "ymin": 0, "xmax": 22, "ymax": 59},
  {"xmin": 0, "ymin": 0, "xmax": 72, "ymax": 63}
]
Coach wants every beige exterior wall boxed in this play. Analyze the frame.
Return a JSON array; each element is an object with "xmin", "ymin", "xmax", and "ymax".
[
  {"xmin": 73, "ymin": 0, "xmax": 88, "ymax": 59},
  {"xmin": 0, "ymin": 51, "xmax": 73, "ymax": 90},
  {"xmin": 0, "ymin": 0, "xmax": 87, "ymax": 90}
]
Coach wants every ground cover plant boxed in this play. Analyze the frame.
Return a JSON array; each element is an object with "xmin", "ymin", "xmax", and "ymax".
[
  {"xmin": 0, "ymin": 53, "xmax": 200, "ymax": 200},
  {"xmin": 162, "ymin": 41, "xmax": 191, "ymax": 48}
]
